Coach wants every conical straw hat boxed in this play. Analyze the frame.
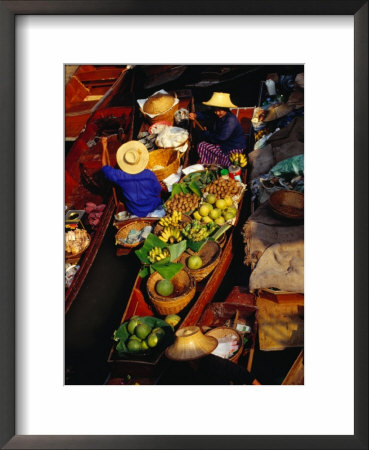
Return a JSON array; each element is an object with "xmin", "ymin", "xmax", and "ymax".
[
  {"xmin": 116, "ymin": 140, "xmax": 149, "ymax": 174},
  {"xmin": 202, "ymin": 92, "xmax": 237, "ymax": 108},
  {"xmin": 165, "ymin": 326, "xmax": 218, "ymax": 361}
]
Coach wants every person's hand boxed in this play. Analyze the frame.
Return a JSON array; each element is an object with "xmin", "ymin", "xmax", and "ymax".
[{"xmin": 189, "ymin": 112, "xmax": 197, "ymax": 120}]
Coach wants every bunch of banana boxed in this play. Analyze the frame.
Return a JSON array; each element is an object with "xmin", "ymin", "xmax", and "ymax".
[
  {"xmin": 254, "ymin": 128, "xmax": 268, "ymax": 141},
  {"xmin": 181, "ymin": 221, "xmax": 210, "ymax": 242},
  {"xmin": 159, "ymin": 211, "xmax": 182, "ymax": 227},
  {"xmin": 148, "ymin": 247, "xmax": 170, "ymax": 264},
  {"xmin": 229, "ymin": 152, "xmax": 247, "ymax": 168},
  {"xmin": 159, "ymin": 227, "xmax": 183, "ymax": 244}
]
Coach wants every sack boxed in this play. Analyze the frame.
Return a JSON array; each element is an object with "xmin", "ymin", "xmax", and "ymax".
[{"xmin": 270, "ymin": 154, "xmax": 304, "ymax": 178}]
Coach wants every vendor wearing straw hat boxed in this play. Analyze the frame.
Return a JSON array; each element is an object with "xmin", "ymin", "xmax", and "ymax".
[
  {"xmin": 164, "ymin": 326, "xmax": 261, "ymax": 385},
  {"xmin": 189, "ymin": 92, "xmax": 246, "ymax": 167},
  {"xmin": 102, "ymin": 140, "xmax": 162, "ymax": 217}
]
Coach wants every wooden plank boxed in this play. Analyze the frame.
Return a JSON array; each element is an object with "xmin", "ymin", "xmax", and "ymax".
[
  {"xmin": 282, "ymin": 350, "xmax": 304, "ymax": 385},
  {"xmin": 77, "ymin": 68, "xmax": 124, "ymax": 83}
]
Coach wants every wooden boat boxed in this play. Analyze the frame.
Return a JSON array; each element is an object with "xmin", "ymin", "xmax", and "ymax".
[
  {"xmin": 107, "ymin": 168, "xmax": 249, "ymax": 378},
  {"xmin": 65, "ymin": 65, "xmax": 133, "ymax": 141},
  {"xmin": 139, "ymin": 65, "xmax": 188, "ymax": 89},
  {"xmin": 65, "ymin": 104, "xmax": 135, "ymax": 313}
]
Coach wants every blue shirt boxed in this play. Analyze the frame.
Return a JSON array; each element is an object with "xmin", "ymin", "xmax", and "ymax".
[
  {"xmin": 102, "ymin": 166, "xmax": 162, "ymax": 217},
  {"xmin": 196, "ymin": 110, "xmax": 246, "ymax": 152}
]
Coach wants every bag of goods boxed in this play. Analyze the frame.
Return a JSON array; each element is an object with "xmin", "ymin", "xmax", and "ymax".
[{"xmin": 155, "ymin": 126, "xmax": 189, "ymax": 152}]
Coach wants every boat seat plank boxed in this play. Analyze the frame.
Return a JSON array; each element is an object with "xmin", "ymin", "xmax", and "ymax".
[{"xmin": 77, "ymin": 68, "xmax": 123, "ymax": 82}]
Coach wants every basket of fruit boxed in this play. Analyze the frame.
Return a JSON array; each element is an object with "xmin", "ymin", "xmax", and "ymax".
[
  {"xmin": 112, "ymin": 315, "xmax": 175, "ymax": 358},
  {"xmin": 179, "ymin": 240, "xmax": 221, "ymax": 282},
  {"xmin": 147, "ymin": 269, "xmax": 196, "ymax": 315}
]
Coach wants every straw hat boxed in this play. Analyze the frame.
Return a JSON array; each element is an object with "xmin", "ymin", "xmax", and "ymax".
[
  {"xmin": 202, "ymin": 92, "xmax": 237, "ymax": 109},
  {"xmin": 116, "ymin": 140, "xmax": 149, "ymax": 174},
  {"xmin": 165, "ymin": 326, "xmax": 218, "ymax": 361}
]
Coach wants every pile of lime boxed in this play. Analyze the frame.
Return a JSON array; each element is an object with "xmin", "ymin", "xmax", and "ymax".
[{"xmin": 126, "ymin": 316, "xmax": 165, "ymax": 352}]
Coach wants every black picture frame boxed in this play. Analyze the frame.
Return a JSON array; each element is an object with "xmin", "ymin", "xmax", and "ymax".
[{"xmin": 0, "ymin": 1, "xmax": 367, "ymax": 449}]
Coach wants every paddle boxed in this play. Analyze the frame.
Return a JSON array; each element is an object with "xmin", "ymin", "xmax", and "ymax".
[{"xmin": 101, "ymin": 136, "xmax": 120, "ymax": 211}]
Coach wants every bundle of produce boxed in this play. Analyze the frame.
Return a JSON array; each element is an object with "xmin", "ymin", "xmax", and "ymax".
[
  {"xmin": 113, "ymin": 315, "xmax": 175, "ymax": 355},
  {"xmin": 229, "ymin": 152, "xmax": 247, "ymax": 168},
  {"xmin": 192, "ymin": 197, "xmax": 238, "ymax": 225},
  {"xmin": 165, "ymin": 192, "xmax": 200, "ymax": 214},
  {"xmin": 181, "ymin": 220, "xmax": 218, "ymax": 242},
  {"xmin": 204, "ymin": 177, "xmax": 242, "ymax": 198}
]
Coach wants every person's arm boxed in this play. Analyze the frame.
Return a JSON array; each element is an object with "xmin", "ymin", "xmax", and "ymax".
[
  {"xmin": 204, "ymin": 115, "xmax": 237, "ymax": 144},
  {"xmin": 101, "ymin": 137, "xmax": 109, "ymax": 167}
]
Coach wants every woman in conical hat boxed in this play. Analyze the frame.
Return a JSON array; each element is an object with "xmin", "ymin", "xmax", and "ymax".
[
  {"xmin": 101, "ymin": 139, "xmax": 162, "ymax": 217},
  {"xmin": 189, "ymin": 92, "xmax": 246, "ymax": 167}
]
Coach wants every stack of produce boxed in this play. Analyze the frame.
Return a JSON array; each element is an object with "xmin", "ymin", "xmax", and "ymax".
[
  {"xmin": 148, "ymin": 247, "xmax": 170, "ymax": 263},
  {"xmin": 203, "ymin": 177, "xmax": 241, "ymax": 198},
  {"xmin": 165, "ymin": 192, "xmax": 200, "ymax": 214},
  {"xmin": 181, "ymin": 220, "xmax": 218, "ymax": 242},
  {"xmin": 229, "ymin": 152, "xmax": 247, "ymax": 168},
  {"xmin": 192, "ymin": 197, "xmax": 237, "ymax": 225},
  {"xmin": 113, "ymin": 315, "xmax": 178, "ymax": 355}
]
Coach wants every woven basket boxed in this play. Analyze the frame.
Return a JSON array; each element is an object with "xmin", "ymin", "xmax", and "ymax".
[
  {"xmin": 147, "ymin": 270, "xmax": 196, "ymax": 315},
  {"xmin": 269, "ymin": 190, "xmax": 304, "ymax": 220},
  {"xmin": 141, "ymin": 98, "xmax": 179, "ymax": 126},
  {"xmin": 205, "ymin": 327, "xmax": 243, "ymax": 363},
  {"xmin": 65, "ymin": 232, "xmax": 91, "ymax": 261},
  {"xmin": 179, "ymin": 241, "xmax": 221, "ymax": 282},
  {"xmin": 114, "ymin": 220, "xmax": 154, "ymax": 248},
  {"xmin": 153, "ymin": 214, "xmax": 192, "ymax": 236},
  {"xmin": 147, "ymin": 148, "xmax": 180, "ymax": 181}
]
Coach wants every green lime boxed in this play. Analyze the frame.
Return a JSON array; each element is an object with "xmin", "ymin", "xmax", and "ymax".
[
  {"xmin": 147, "ymin": 333, "xmax": 159, "ymax": 348},
  {"xmin": 135, "ymin": 323, "xmax": 152, "ymax": 340},
  {"xmin": 127, "ymin": 339, "xmax": 141, "ymax": 352},
  {"xmin": 156, "ymin": 279, "xmax": 174, "ymax": 297},
  {"xmin": 141, "ymin": 340, "xmax": 149, "ymax": 351}
]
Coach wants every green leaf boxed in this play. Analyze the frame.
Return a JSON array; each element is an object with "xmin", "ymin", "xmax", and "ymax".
[
  {"xmin": 181, "ymin": 184, "xmax": 190, "ymax": 194},
  {"xmin": 116, "ymin": 339, "xmax": 128, "ymax": 354},
  {"xmin": 210, "ymin": 224, "xmax": 231, "ymax": 242},
  {"xmin": 138, "ymin": 266, "xmax": 149, "ymax": 278},
  {"xmin": 135, "ymin": 233, "xmax": 167, "ymax": 263},
  {"xmin": 170, "ymin": 183, "xmax": 183, "ymax": 198},
  {"xmin": 188, "ymin": 181, "xmax": 202, "ymax": 197},
  {"xmin": 168, "ymin": 240, "xmax": 187, "ymax": 262},
  {"xmin": 151, "ymin": 255, "xmax": 170, "ymax": 266},
  {"xmin": 113, "ymin": 323, "xmax": 129, "ymax": 343},
  {"xmin": 187, "ymin": 238, "xmax": 208, "ymax": 252},
  {"xmin": 149, "ymin": 265, "xmax": 155, "ymax": 274},
  {"xmin": 152, "ymin": 262, "xmax": 183, "ymax": 280}
]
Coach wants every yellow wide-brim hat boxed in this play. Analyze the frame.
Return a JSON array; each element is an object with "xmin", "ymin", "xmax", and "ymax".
[
  {"xmin": 165, "ymin": 326, "xmax": 218, "ymax": 361},
  {"xmin": 116, "ymin": 140, "xmax": 149, "ymax": 174},
  {"xmin": 202, "ymin": 92, "xmax": 237, "ymax": 109}
]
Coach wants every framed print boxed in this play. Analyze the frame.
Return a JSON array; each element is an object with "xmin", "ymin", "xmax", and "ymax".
[{"xmin": 1, "ymin": 1, "xmax": 367, "ymax": 449}]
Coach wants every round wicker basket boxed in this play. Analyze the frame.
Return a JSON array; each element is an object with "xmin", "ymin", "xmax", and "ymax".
[
  {"xmin": 147, "ymin": 148, "xmax": 180, "ymax": 181},
  {"xmin": 179, "ymin": 241, "xmax": 221, "ymax": 282},
  {"xmin": 114, "ymin": 220, "xmax": 154, "ymax": 248},
  {"xmin": 205, "ymin": 326, "xmax": 243, "ymax": 363},
  {"xmin": 141, "ymin": 94, "xmax": 179, "ymax": 126},
  {"xmin": 147, "ymin": 269, "xmax": 196, "ymax": 315},
  {"xmin": 269, "ymin": 189, "xmax": 304, "ymax": 220},
  {"xmin": 65, "ymin": 232, "xmax": 91, "ymax": 261}
]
